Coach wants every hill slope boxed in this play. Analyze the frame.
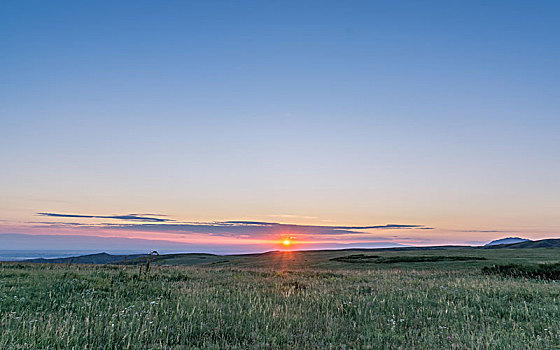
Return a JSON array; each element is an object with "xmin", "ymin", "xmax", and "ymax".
[
  {"xmin": 18, "ymin": 239, "xmax": 560, "ymax": 267},
  {"xmin": 499, "ymin": 239, "xmax": 560, "ymax": 249},
  {"xmin": 24, "ymin": 252, "xmax": 147, "ymax": 264},
  {"xmin": 485, "ymin": 237, "xmax": 531, "ymax": 246}
]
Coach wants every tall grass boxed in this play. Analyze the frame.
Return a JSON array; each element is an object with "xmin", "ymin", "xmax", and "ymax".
[{"xmin": 0, "ymin": 263, "xmax": 559, "ymax": 349}]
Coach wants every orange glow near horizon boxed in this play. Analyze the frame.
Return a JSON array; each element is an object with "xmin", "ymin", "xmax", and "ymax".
[{"xmin": 9, "ymin": 220, "xmax": 553, "ymax": 251}]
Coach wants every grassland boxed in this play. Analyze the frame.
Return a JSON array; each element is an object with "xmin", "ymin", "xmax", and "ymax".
[{"xmin": 1, "ymin": 247, "xmax": 559, "ymax": 349}]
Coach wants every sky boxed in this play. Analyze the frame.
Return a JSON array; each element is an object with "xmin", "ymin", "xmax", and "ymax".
[{"xmin": 1, "ymin": 1, "xmax": 559, "ymax": 253}]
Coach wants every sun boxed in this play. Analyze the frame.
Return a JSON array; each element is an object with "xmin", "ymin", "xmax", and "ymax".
[{"xmin": 282, "ymin": 239, "xmax": 291, "ymax": 246}]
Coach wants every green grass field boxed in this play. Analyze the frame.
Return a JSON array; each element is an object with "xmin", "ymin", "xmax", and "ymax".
[{"xmin": 1, "ymin": 248, "xmax": 559, "ymax": 349}]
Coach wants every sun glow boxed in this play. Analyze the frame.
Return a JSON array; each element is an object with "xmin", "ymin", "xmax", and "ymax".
[{"xmin": 282, "ymin": 239, "xmax": 291, "ymax": 246}]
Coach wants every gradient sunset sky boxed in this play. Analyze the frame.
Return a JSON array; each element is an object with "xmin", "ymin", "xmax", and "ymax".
[{"xmin": 1, "ymin": 1, "xmax": 559, "ymax": 253}]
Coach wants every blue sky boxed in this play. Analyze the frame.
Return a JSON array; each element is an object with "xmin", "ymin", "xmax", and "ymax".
[{"xmin": 1, "ymin": 1, "xmax": 559, "ymax": 252}]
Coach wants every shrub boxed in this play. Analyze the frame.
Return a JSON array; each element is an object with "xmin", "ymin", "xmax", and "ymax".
[
  {"xmin": 330, "ymin": 254, "xmax": 379, "ymax": 263},
  {"xmin": 482, "ymin": 263, "xmax": 560, "ymax": 280},
  {"xmin": 330, "ymin": 255, "xmax": 486, "ymax": 264}
]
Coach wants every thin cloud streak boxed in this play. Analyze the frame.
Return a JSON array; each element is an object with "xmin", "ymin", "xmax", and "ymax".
[
  {"xmin": 37, "ymin": 212, "xmax": 173, "ymax": 223},
  {"xmin": 30, "ymin": 217, "xmax": 434, "ymax": 239},
  {"xmin": 107, "ymin": 222, "xmax": 432, "ymax": 238},
  {"xmin": 18, "ymin": 212, "xmax": 443, "ymax": 249}
]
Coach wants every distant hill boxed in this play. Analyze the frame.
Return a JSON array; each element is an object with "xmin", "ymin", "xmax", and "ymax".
[
  {"xmin": 16, "ymin": 238, "xmax": 560, "ymax": 266},
  {"xmin": 482, "ymin": 238, "xmax": 560, "ymax": 249},
  {"xmin": 23, "ymin": 252, "xmax": 148, "ymax": 264},
  {"xmin": 498, "ymin": 239, "xmax": 560, "ymax": 249},
  {"xmin": 123, "ymin": 253, "xmax": 227, "ymax": 266},
  {"xmin": 485, "ymin": 237, "xmax": 531, "ymax": 246}
]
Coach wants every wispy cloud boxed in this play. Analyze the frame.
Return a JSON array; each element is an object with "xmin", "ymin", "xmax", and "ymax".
[
  {"xmin": 268, "ymin": 214, "xmax": 318, "ymax": 220},
  {"xmin": 29, "ymin": 221, "xmax": 88, "ymax": 226},
  {"xmin": 37, "ymin": 213, "xmax": 172, "ymax": 223},
  {"xmin": 23, "ymin": 212, "xmax": 440, "ymax": 248},
  {"xmin": 31, "ymin": 215, "xmax": 434, "ymax": 239},
  {"xmin": 329, "ymin": 224, "xmax": 432, "ymax": 230},
  {"xmin": 113, "ymin": 221, "xmax": 434, "ymax": 238}
]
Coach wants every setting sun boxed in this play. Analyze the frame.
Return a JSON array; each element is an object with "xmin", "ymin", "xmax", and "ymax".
[{"xmin": 282, "ymin": 239, "xmax": 291, "ymax": 246}]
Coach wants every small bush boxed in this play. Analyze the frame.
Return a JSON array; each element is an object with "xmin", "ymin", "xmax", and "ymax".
[
  {"xmin": 375, "ymin": 256, "xmax": 486, "ymax": 263},
  {"xmin": 330, "ymin": 254, "xmax": 379, "ymax": 263},
  {"xmin": 331, "ymin": 255, "xmax": 485, "ymax": 264},
  {"xmin": 482, "ymin": 263, "xmax": 560, "ymax": 280}
]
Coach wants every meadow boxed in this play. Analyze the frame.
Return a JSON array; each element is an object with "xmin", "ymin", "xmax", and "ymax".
[{"xmin": 1, "ymin": 248, "xmax": 559, "ymax": 349}]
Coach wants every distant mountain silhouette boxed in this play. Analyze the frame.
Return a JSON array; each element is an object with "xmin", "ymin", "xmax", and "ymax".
[{"xmin": 485, "ymin": 237, "xmax": 531, "ymax": 246}]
